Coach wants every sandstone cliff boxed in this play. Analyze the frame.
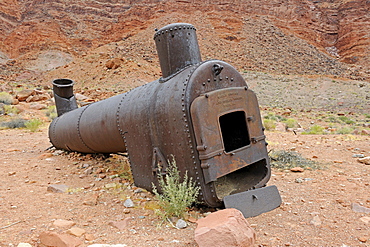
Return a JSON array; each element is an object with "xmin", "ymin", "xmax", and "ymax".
[{"xmin": 0, "ymin": 0, "xmax": 369, "ymax": 84}]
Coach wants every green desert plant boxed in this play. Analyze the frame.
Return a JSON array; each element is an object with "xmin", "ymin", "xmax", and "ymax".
[
  {"xmin": 25, "ymin": 118, "xmax": 43, "ymax": 132},
  {"xmin": 336, "ymin": 126, "xmax": 354, "ymax": 135},
  {"xmin": 338, "ymin": 116, "xmax": 355, "ymax": 125},
  {"xmin": 3, "ymin": 105, "xmax": 19, "ymax": 115},
  {"xmin": 152, "ymin": 157, "xmax": 199, "ymax": 220},
  {"xmin": 263, "ymin": 119, "xmax": 276, "ymax": 131},
  {"xmin": 283, "ymin": 118, "xmax": 298, "ymax": 128},
  {"xmin": 303, "ymin": 124, "xmax": 325, "ymax": 135},
  {"xmin": 0, "ymin": 92, "xmax": 13, "ymax": 105}
]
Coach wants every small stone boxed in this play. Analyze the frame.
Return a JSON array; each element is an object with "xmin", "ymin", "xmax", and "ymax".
[
  {"xmin": 359, "ymin": 216, "xmax": 370, "ymax": 224},
  {"xmin": 47, "ymin": 184, "xmax": 69, "ymax": 193},
  {"xmin": 39, "ymin": 153, "xmax": 53, "ymax": 159},
  {"xmin": 358, "ymin": 237, "xmax": 367, "ymax": 243},
  {"xmin": 83, "ymin": 193, "xmax": 99, "ymax": 206},
  {"xmin": 134, "ymin": 188, "xmax": 143, "ymax": 193},
  {"xmin": 290, "ymin": 167, "xmax": 304, "ymax": 172},
  {"xmin": 358, "ymin": 157, "xmax": 370, "ymax": 165},
  {"xmin": 295, "ymin": 178, "xmax": 303, "ymax": 183},
  {"xmin": 176, "ymin": 219, "xmax": 187, "ymax": 229},
  {"xmin": 188, "ymin": 216, "xmax": 197, "ymax": 223},
  {"xmin": 108, "ymin": 218, "xmax": 131, "ymax": 231},
  {"xmin": 53, "ymin": 219, "xmax": 76, "ymax": 228},
  {"xmin": 310, "ymin": 215, "xmax": 321, "ymax": 226},
  {"xmin": 351, "ymin": 203, "xmax": 370, "ymax": 213},
  {"xmin": 84, "ymin": 167, "xmax": 94, "ymax": 175},
  {"xmin": 8, "ymin": 171, "xmax": 16, "ymax": 176},
  {"xmin": 123, "ymin": 208, "xmax": 130, "ymax": 214},
  {"xmin": 17, "ymin": 244, "xmax": 32, "ymax": 247},
  {"xmin": 352, "ymin": 154, "xmax": 365, "ymax": 158},
  {"xmin": 67, "ymin": 227, "xmax": 86, "ymax": 237},
  {"xmin": 85, "ymin": 233, "xmax": 95, "ymax": 241},
  {"xmin": 123, "ymin": 198, "xmax": 134, "ymax": 208}
]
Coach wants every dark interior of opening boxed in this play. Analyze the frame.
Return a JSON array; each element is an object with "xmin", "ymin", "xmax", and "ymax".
[
  {"xmin": 214, "ymin": 159, "xmax": 268, "ymax": 200},
  {"xmin": 219, "ymin": 111, "xmax": 250, "ymax": 152}
]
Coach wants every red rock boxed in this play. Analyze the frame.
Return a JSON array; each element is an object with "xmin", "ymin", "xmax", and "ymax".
[
  {"xmin": 290, "ymin": 167, "xmax": 304, "ymax": 172},
  {"xmin": 360, "ymin": 216, "xmax": 370, "ymax": 224},
  {"xmin": 67, "ymin": 227, "xmax": 85, "ymax": 237},
  {"xmin": 16, "ymin": 89, "xmax": 34, "ymax": 101},
  {"xmin": 47, "ymin": 184, "xmax": 69, "ymax": 193},
  {"xmin": 105, "ymin": 58, "xmax": 125, "ymax": 69},
  {"xmin": 84, "ymin": 233, "xmax": 95, "ymax": 241},
  {"xmin": 195, "ymin": 208, "xmax": 256, "ymax": 247},
  {"xmin": 53, "ymin": 219, "xmax": 76, "ymax": 228},
  {"xmin": 108, "ymin": 218, "xmax": 132, "ymax": 231},
  {"xmin": 39, "ymin": 231, "xmax": 82, "ymax": 247},
  {"xmin": 358, "ymin": 157, "xmax": 370, "ymax": 165}
]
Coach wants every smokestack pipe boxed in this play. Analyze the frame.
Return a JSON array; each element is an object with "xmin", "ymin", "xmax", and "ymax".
[
  {"xmin": 154, "ymin": 23, "xmax": 202, "ymax": 79},
  {"xmin": 52, "ymin": 78, "xmax": 78, "ymax": 116}
]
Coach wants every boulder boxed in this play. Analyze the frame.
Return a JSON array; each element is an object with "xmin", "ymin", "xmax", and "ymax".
[
  {"xmin": 16, "ymin": 89, "xmax": 34, "ymax": 101},
  {"xmin": 195, "ymin": 208, "xmax": 256, "ymax": 247}
]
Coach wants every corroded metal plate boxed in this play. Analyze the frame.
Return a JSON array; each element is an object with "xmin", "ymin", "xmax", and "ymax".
[{"xmin": 224, "ymin": 185, "xmax": 282, "ymax": 218}]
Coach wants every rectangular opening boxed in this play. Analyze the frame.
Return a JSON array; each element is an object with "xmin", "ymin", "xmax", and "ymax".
[{"xmin": 219, "ymin": 111, "xmax": 250, "ymax": 153}]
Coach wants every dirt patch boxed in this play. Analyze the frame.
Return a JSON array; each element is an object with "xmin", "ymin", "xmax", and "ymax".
[{"xmin": 1, "ymin": 126, "xmax": 369, "ymax": 246}]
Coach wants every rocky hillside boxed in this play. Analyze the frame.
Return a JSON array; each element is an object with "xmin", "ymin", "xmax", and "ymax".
[{"xmin": 0, "ymin": 0, "xmax": 370, "ymax": 87}]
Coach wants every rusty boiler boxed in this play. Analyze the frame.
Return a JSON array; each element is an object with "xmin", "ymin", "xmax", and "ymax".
[{"xmin": 49, "ymin": 23, "xmax": 281, "ymax": 217}]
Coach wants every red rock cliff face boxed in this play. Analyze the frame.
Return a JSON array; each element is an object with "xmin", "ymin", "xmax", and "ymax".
[{"xmin": 0, "ymin": 0, "xmax": 369, "ymax": 78}]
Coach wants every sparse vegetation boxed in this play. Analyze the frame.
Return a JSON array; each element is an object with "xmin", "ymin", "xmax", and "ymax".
[
  {"xmin": 105, "ymin": 154, "xmax": 133, "ymax": 183},
  {"xmin": 263, "ymin": 119, "xmax": 276, "ymax": 131},
  {"xmin": 303, "ymin": 124, "xmax": 325, "ymax": 135},
  {"xmin": 45, "ymin": 105, "xmax": 57, "ymax": 120},
  {"xmin": 283, "ymin": 118, "xmax": 298, "ymax": 128},
  {"xmin": 152, "ymin": 158, "xmax": 199, "ymax": 220},
  {"xmin": 338, "ymin": 116, "xmax": 355, "ymax": 125},
  {"xmin": 3, "ymin": 105, "xmax": 20, "ymax": 115},
  {"xmin": 0, "ymin": 92, "xmax": 13, "ymax": 105},
  {"xmin": 25, "ymin": 118, "xmax": 43, "ymax": 132},
  {"xmin": 0, "ymin": 118, "xmax": 27, "ymax": 129},
  {"xmin": 269, "ymin": 150, "xmax": 323, "ymax": 170},
  {"xmin": 336, "ymin": 126, "xmax": 354, "ymax": 135}
]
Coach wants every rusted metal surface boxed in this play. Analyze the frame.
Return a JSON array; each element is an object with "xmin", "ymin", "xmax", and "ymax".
[
  {"xmin": 154, "ymin": 23, "xmax": 201, "ymax": 79},
  {"xmin": 49, "ymin": 23, "xmax": 280, "ymax": 211},
  {"xmin": 52, "ymin": 79, "xmax": 78, "ymax": 117},
  {"xmin": 224, "ymin": 185, "xmax": 282, "ymax": 218}
]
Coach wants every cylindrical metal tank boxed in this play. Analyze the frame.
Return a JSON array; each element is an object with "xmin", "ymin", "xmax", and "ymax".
[{"xmin": 48, "ymin": 23, "xmax": 277, "ymax": 211}]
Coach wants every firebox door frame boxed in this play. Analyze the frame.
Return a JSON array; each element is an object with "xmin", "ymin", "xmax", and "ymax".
[{"xmin": 190, "ymin": 87, "xmax": 268, "ymax": 184}]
